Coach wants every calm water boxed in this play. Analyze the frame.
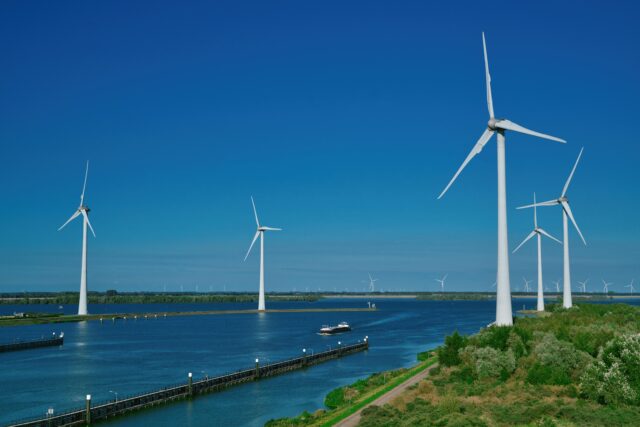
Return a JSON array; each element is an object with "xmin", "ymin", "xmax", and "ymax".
[{"xmin": 1, "ymin": 298, "xmax": 638, "ymax": 426}]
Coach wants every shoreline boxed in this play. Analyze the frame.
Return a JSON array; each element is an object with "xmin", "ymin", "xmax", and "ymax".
[{"xmin": 0, "ymin": 307, "xmax": 377, "ymax": 328}]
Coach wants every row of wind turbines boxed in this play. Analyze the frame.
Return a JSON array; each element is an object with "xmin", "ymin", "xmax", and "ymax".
[
  {"xmin": 56, "ymin": 32, "xmax": 630, "ymax": 321},
  {"xmin": 437, "ymin": 32, "xmax": 586, "ymax": 326},
  {"xmin": 58, "ymin": 167, "xmax": 282, "ymax": 315}
]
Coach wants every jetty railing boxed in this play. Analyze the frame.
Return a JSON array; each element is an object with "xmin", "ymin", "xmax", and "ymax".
[{"xmin": 7, "ymin": 338, "xmax": 369, "ymax": 427}]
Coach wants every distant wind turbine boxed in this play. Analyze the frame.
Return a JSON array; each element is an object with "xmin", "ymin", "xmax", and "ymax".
[
  {"xmin": 434, "ymin": 274, "xmax": 448, "ymax": 292},
  {"xmin": 522, "ymin": 277, "xmax": 532, "ymax": 293},
  {"xmin": 244, "ymin": 196, "xmax": 282, "ymax": 311},
  {"xmin": 437, "ymin": 33, "xmax": 566, "ymax": 326},
  {"xmin": 552, "ymin": 279, "xmax": 561, "ymax": 293},
  {"xmin": 519, "ymin": 148, "xmax": 586, "ymax": 309},
  {"xmin": 577, "ymin": 279, "xmax": 589, "ymax": 293},
  {"xmin": 602, "ymin": 279, "xmax": 613, "ymax": 294},
  {"xmin": 58, "ymin": 161, "xmax": 96, "ymax": 316},
  {"xmin": 513, "ymin": 193, "xmax": 562, "ymax": 311},
  {"xmin": 366, "ymin": 273, "xmax": 378, "ymax": 293},
  {"xmin": 625, "ymin": 279, "xmax": 635, "ymax": 294}
]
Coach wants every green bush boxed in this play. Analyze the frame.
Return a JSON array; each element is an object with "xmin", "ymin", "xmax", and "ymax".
[
  {"xmin": 533, "ymin": 332, "xmax": 591, "ymax": 373},
  {"xmin": 580, "ymin": 334, "xmax": 640, "ymax": 405},
  {"xmin": 437, "ymin": 331, "xmax": 468, "ymax": 367},
  {"xmin": 460, "ymin": 346, "xmax": 516, "ymax": 379},
  {"xmin": 324, "ymin": 387, "xmax": 344, "ymax": 409},
  {"xmin": 527, "ymin": 363, "xmax": 571, "ymax": 385},
  {"xmin": 476, "ymin": 326, "xmax": 511, "ymax": 351}
]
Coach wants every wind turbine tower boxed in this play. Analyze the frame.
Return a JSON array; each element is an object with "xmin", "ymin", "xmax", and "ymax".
[
  {"xmin": 438, "ymin": 33, "xmax": 566, "ymax": 326},
  {"xmin": 602, "ymin": 279, "xmax": 613, "ymax": 294},
  {"xmin": 244, "ymin": 196, "xmax": 282, "ymax": 311},
  {"xmin": 513, "ymin": 193, "xmax": 562, "ymax": 311},
  {"xmin": 59, "ymin": 161, "xmax": 96, "ymax": 316}
]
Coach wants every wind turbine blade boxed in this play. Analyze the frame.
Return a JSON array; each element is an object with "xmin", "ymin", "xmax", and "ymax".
[
  {"xmin": 562, "ymin": 147, "xmax": 584, "ymax": 197},
  {"xmin": 250, "ymin": 196, "xmax": 260, "ymax": 227},
  {"xmin": 262, "ymin": 226, "xmax": 282, "ymax": 231},
  {"xmin": 437, "ymin": 129, "xmax": 495, "ymax": 199},
  {"xmin": 244, "ymin": 231, "xmax": 260, "ymax": 261},
  {"xmin": 482, "ymin": 32, "xmax": 494, "ymax": 118},
  {"xmin": 561, "ymin": 201, "xmax": 586, "ymax": 245},
  {"xmin": 537, "ymin": 228, "xmax": 562, "ymax": 245},
  {"xmin": 517, "ymin": 199, "xmax": 558, "ymax": 209},
  {"xmin": 443, "ymin": 273, "xmax": 448, "ymax": 281},
  {"xmin": 494, "ymin": 119, "xmax": 566, "ymax": 143},
  {"xmin": 58, "ymin": 210, "xmax": 81, "ymax": 231},
  {"xmin": 80, "ymin": 161, "xmax": 89, "ymax": 206},
  {"xmin": 512, "ymin": 230, "xmax": 536, "ymax": 253},
  {"xmin": 368, "ymin": 273, "xmax": 372, "ymax": 282},
  {"xmin": 81, "ymin": 210, "xmax": 96, "ymax": 237}
]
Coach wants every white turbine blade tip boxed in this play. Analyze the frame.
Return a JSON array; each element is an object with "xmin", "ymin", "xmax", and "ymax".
[{"xmin": 494, "ymin": 119, "xmax": 566, "ymax": 143}]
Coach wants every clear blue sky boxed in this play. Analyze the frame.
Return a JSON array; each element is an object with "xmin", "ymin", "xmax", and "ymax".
[{"xmin": 0, "ymin": 0, "xmax": 638, "ymax": 293}]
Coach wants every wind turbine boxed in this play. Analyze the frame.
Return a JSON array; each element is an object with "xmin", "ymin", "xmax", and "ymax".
[
  {"xmin": 522, "ymin": 277, "xmax": 532, "ymax": 293},
  {"xmin": 244, "ymin": 196, "xmax": 281, "ymax": 311},
  {"xmin": 519, "ymin": 148, "xmax": 585, "ymax": 309},
  {"xmin": 552, "ymin": 279, "xmax": 561, "ymax": 293},
  {"xmin": 578, "ymin": 279, "xmax": 589, "ymax": 293},
  {"xmin": 626, "ymin": 279, "xmax": 635, "ymax": 294},
  {"xmin": 434, "ymin": 274, "xmax": 448, "ymax": 292},
  {"xmin": 602, "ymin": 279, "xmax": 613, "ymax": 294},
  {"xmin": 437, "ymin": 33, "xmax": 566, "ymax": 326},
  {"xmin": 58, "ymin": 161, "xmax": 96, "ymax": 316},
  {"xmin": 366, "ymin": 273, "xmax": 378, "ymax": 293},
  {"xmin": 513, "ymin": 193, "xmax": 562, "ymax": 311}
]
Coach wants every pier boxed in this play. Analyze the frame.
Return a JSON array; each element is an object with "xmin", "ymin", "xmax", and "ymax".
[
  {"xmin": 8, "ymin": 338, "xmax": 369, "ymax": 427},
  {"xmin": 0, "ymin": 333, "xmax": 63, "ymax": 353}
]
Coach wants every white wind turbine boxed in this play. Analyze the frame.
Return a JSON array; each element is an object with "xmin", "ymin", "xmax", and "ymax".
[
  {"xmin": 553, "ymin": 279, "xmax": 561, "ymax": 293},
  {"xmin": 438, "ymin": 33, "xmax": 566, "ymax": 326},
  {"xmin": 58, "ymin": 161, "xmax": 96, "ymax": 316},
  {"xmin": 522, "ymin": 277, "xmax": 532, "ymax": 293},
  {"xmin": 434, "ymin": 274, "xmax": 448, "ymax": 292},
  {"xmin": 626, "ymin": 279, "xmax": 635, "ymax": 294},
  {"xmin": 244, "ymin": 196, "xmax": 281, "ymax": 311},
  {"xmin": 519, "ymin": 148, "xmax": 586, "ymax": 309},
  {"xmin": 602, "ymin": 279, "xmax": 613, "ymax": 294},
  {"xmin": 366, "ymin": 273, "xmax": 378, "ymax": 293},
  {"xmin": 513, "ymin": 193, "xmax": 562, "ymax": 311},
  {"xmin": 578, "ymin": 279, "xmax": 589, "ymax": 293}
]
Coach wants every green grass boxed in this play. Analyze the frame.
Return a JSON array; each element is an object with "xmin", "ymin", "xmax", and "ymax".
[{"xmin": 318, "ymin": 357, "xmax": 438, "ymax": 427}]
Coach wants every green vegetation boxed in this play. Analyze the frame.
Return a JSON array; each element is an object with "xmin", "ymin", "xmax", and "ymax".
[
  {"xmin": 265, "ymin": 357, "xmax": 438, "ymax": 427},
  {"xmin": 357, "ymin": 303, "xmax": 640, "ymax": 426},
  {"xmin": 0, "ymin": 291, "xmax": 320, "ymax": 305}
]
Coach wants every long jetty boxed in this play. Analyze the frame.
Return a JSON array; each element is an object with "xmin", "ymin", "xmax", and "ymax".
[
  {"xmin": 8, "ymin": 338, "xmax": 369, "ymax": 427},
  {"xmin": 0, "ymin": 333, "xmax": 63, "ymax": 353}
]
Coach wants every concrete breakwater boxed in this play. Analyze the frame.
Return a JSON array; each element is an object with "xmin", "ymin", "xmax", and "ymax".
[
  {"xmin": 0, "ymin": 333, "xmax": 63, "ymax": 353},
  {"xmin": 8, "ymin": 339, "xmax": 369, "ymax": 427}
]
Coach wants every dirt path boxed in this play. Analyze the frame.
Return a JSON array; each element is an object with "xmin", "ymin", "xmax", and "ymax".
[{"xmin": 333, "ymin": 363, "xmax": 438, "ymax": 427}]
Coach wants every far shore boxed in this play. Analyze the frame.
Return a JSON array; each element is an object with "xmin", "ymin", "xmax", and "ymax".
[{"xmin": 0, "ymin": 307, "xmax": 378, "ymax": 328}]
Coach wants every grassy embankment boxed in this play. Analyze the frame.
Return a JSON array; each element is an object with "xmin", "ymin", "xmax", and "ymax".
[
  {"xmin": 268, "ymin": 303, "xmax": 640, "ymax": 426},
  {"xmin": 266, "ymin": 351, "xmax": 438, "ymax": 427},
  {"xmin": 356, "ymin": 303, "xmax": 640, "ymax": 426}
]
